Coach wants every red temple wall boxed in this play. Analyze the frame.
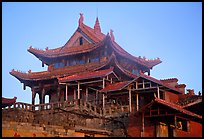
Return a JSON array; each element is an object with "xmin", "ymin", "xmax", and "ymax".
[
  {"xmin": 127, "ymin": 113, "xmax": 155, "ymax": 137},
  {"xmin": 143, "ymin": 125, "xmax": 155, "ymax": 137},
  {"xmin": 127, "ymin": 114, "xmax": 141, "ymax": 137},
  {"xmin": 174, "ymin": 121, "xmax": 202, "ymax": 137},
  {"xmin": 165, "ymin": 91, "xmax": 179, "ymax": 103}
]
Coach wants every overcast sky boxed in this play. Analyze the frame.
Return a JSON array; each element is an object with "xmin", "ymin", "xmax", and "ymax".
[{"xmin": 2, "ymin": 2, "xmax": 202, "ymax": 104}]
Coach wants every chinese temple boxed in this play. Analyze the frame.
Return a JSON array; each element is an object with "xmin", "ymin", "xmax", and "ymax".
[{"xmin": 7, "ymin": 13, "xmax": 202, "ymax": 137}]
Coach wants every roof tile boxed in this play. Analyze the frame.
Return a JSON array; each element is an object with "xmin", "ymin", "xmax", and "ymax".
[
  {"xmin": 58, "ymin": 68, "xmax": 114, "ymax": 82},
  {"xmin": 100, "ymin": 81, "xmax": 130, "ymax": 93}
]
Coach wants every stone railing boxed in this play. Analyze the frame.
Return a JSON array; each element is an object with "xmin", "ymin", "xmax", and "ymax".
[
  {"xmin": 2, "ymin": 100, "xmax": 78, "ymax": 111},
  {"xmin": 3, "ymin": 99, "xmax": 130, "ymax": 117},
  {"xmin": 3, "ymin": 102, "xmax": 33, "ymax": 111}
]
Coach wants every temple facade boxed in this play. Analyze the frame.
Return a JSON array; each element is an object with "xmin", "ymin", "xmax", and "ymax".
[{"xmin": 8, "ymin": 14, "xmax": 202, "ymax": 137}]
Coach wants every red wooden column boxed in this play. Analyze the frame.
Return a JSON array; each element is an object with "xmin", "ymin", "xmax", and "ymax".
[
  {"xmin": 96, "ymin": 90, "xmax": 98, "ymax": 104},
  {"xmin": 31, "ymin": 87, "xmax": 36, "ymax": 106},
  {"xmin": 136, "ymin": 93, "xmax": 139, "ymax": 111},
  {"xmin": 31, "ymin": 87, "xmax": 36, "ymax": 110},
  {"xmin": 57, "ymin": 86, "xmax": 61, "ymax": 102},
  {"xmin": 141, "ymin": 112, "xmax": 145, "ymax": 137},
  {"xmin": 102, "ymin": 78, "xmax": 106, "ymax": 109},
  {"xmin": 40, "ymin": 88, "xmax": 45, "ymax": 104},
  {"xmin": 85, "ymin": 87, "xmax": 88, "ymax": 102},
  {"xmin": 129, "ymin": 86, "xmax": 132, "ymax": 112}
]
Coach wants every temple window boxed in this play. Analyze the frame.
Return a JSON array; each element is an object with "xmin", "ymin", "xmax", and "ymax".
[
  {"xmin": 176, "ymin": 117, "xmax": 189, "ymax": 132},
  {"xmin": 66, "ymin": 60, "xmax": 69, "ymax": 66},
  {"xmin": 54, "ymin": 62, "xmax": 64, "ymax": 68},
  {"xmin": 90, "ymin": 57, "xmax": 99, "ymax": 63},
  {"xmin": 70, "ymin": 60, "xmax": 76, "ymax": 66},
  {"xmin": 79, "ymin": 37, "xmax": 83, "ymax": 45},
  {"xmin": 78, "ymin": 60, "xmax": 85, "ymax": 64},
  {"xmin": 87, "ymin": 58, "xmax": 90, "ymax": 63}
]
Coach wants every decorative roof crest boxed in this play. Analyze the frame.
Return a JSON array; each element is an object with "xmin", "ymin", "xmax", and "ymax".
[
  {"xmin": 79, "ymin": 13, "xmax": 84, "ymax": 27},
  {"xmin": 110, "ymin": 29, "xmax": 115, "ymax": 41}
]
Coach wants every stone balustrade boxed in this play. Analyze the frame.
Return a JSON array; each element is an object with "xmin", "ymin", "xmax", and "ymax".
[{"xmin": 3, "ymin": 99, "xmax": 130, "ymax": 118}]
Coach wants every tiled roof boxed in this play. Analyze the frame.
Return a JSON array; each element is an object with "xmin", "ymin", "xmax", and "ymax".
[
  {"xmin": 58, "ymin": 68, "xmax": 114, "ymax": 82},
  {"xmin": 28, "ymin": 41, "xmax": 103, "ymax": 59},
  {"xmin": 154, "ymin": 98, "xmax": 202, "ymax": 119},
  {"xmin": 140, "ymin": 97, "xmax": 202, "ymax": 120},
  {"xmin": 182, "ymin": 98, "xmax": 202, "ymax": 108},
  {"xmin": 160, "ymin": 78, "xmax": 178, "ymax": 83},
  {"xmin": 111, "ymin": 41, "xmax": 162, "ymax": 69},
  {"xmin": 10, "ymin": 52, "xmax": 138, "ymax": 83},
  {"xmin": 112, "ymin": 53, "xmax": 137, "ymax": 79},
  {"xmin": 81, "ymin": 23, "xmax": 105, "ymax": 42},
  {"xmin": 27, "ymin": 16, "xmax": 161, "ymax": 69},
  {"xmin": 100, "ymin": 72, "xmax": 183, "ymax": 94},
  {"xmin": 2, "ymin": 97, "xmax": 17, "ymax": 108},
  {"xmin": 177, "ymin": 94, "xmax": 202, "ymax": 106},
  {"xmin": 27, "ymin": 22, "xmax": 106, "ymax": 59},
  {"xmin": 139, "ymin": 72, "xmax": 182, "ymax": 93},
  {"xmin": 99, "ymin": 81, "xmax": 130, "ymax": 93},
  {"xmin": 10, "ymin": 61, "xmax": 107, "ymax": 81},
  {"xmin": 175, "ymin": 84, "xmax": 186, "ymax": 88}
]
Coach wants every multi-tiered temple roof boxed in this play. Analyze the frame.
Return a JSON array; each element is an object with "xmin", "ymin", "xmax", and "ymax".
[{"xmin": 10, "ymin": 13, "xmax": 161, "ymax": 87}]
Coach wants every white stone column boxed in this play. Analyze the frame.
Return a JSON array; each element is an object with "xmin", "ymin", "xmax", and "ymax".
[
  {"xmin": 78, "ymin": 82, "xmax": 80, "ymax": 99},
  {"xmin": 103, "ymin": 93, "xmax": 105, "ymax": 109},
  {"xmin": 103, "ymin": 78, "xmax": 105, "ymax": 88},
  {"xmin": 66, "ymin": 84, "xmax": 68, "ymax": 101}
]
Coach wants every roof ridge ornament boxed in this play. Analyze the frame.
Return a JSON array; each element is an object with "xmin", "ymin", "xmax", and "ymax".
[
  {"xmin": 110, "ymin": 29, "xmax": 115, "ymax": 41},
  {"xmin": 79, "ymin": 13, "xmax": 84, "ymax": 27},
  {"xmin": 94, "ymin": 17, "xmax": 101, "ymax": 34}
]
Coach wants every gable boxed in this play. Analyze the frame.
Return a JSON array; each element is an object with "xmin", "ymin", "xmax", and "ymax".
[{"xmin": 62, "ymin": 29, "xmax": 94, "ymax": 49}]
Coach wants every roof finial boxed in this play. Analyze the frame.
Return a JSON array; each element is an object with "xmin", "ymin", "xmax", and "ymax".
[
  {"xmin": 79, "ymin": 13, "xmax": 84, "ymax": 27},
  {"xmin": 110, "ymin": 29, "xmax": 115, "ymax": 41},
  {"xmin": 94, "ymin": 17, "xmax": 101, "ymax": 34}
]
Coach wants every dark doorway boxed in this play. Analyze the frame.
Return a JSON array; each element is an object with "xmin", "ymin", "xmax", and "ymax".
[{"xmin": 168, "ymin": 125, "xmax": 174, "ymax": 137}]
